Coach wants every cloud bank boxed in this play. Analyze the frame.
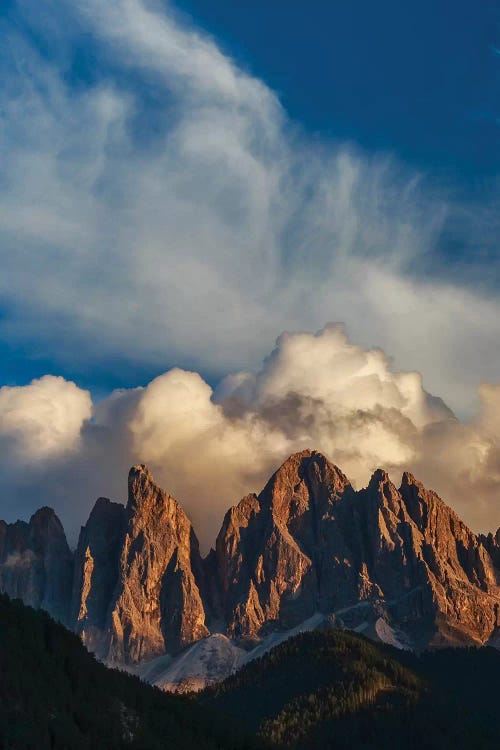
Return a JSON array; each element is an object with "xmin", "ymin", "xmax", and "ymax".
[
  {"xmin": 0, "ymin": 0, "xmax": 499, "ymax": 416},
  {"xmin": 0, "ymin": 326, "xmax": 498, "ymax": 550},
  {"xmin": 0, "ymin": 2, "xmax": 499, "ymax": 546}
]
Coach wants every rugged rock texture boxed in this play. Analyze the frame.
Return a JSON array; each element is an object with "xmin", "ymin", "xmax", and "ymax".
[
  {"xmin": 71, "ymin": 497, "xmax": 126, "ymax": 656},
  {"xmin": 480, "ymin": 528, "xmax": 500, "ymax": 569},
  {"xmin": 0, "ymin": 508, "xmax": 73, "ymax": 624},
  {"xmin": 216, "ymin": 451, "xmax": 355, "ymax": 639},
  {"xmin": 215, "ymin": 450, "xmax": 500, "ymax": 648},
  {"xmin": 70, "ymin": 467, "xmax": 210, "ymax": 663},
  {"xmin": 106, "ymin": 465, "xmax": 209, "ymax": 663},
  {"xmin": 397, "ymin": 472, "xmax": 499, "ymax": 645},
  {"xmin": 1, "ymin": 451, "xmax": 499, "ymax": 666}
]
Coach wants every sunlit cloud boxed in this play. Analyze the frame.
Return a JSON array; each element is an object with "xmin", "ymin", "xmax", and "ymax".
[
  {"xmin": 0, "ymin": 327, "xmax": 498, "ymax": 551},
  {"xmin": 0, "ymin": 2, "xmax": 499, "ymax": 547}
]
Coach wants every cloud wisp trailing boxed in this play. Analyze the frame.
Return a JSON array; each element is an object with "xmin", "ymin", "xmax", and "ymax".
[
  {"xmin": 0, "ymin": 0, "xmax": 499, "ymax": 416},
  {"xmin": 0, "ymin": 325, "xmax": 499, "ymax": 551},
  {"xmin": 0, "ymin": 2, "xmax": 499, "ymax": 546}
]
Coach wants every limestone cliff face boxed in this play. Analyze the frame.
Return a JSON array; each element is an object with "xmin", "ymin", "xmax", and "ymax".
[
  {"xmin": 71, "ymin": 498, "xmax": 126, "ymax": 656},
  {"xmin": 215, "ymin": 451, "xmax": 500, "ymax": 648},
  {"xmin": 216, "ymin": 450, "xmax": 355, "ymax": 638},
  {"xmin": 106, "ymin": 466, "xmax": 208, "ymax": 664},
  {"xmin": 397, "ymin": 473, "xmax": 499, "ymax": 645},
  {"xmin": 0, "ymin": 508, "xmax": 73, "ymax": 624},
  {"xmin": 1, "ymin": 452, "xmax": 499, "ymax": 663}
]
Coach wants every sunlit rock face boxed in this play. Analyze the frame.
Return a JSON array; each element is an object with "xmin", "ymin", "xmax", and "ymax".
[
  {"xmin": 215, "ymin": 450, "xmax": 356, "ymax": 639},
  {"xmin": 71, "ymin": 466, "xmax": 209, "ymax": 664},
  {"xmin": 215, "ymin": 450, "xmax": 500, "ymax": 648},
  {"xmin": 1, "ymin": 451, "xmax": 499, "ymax": 664},
  {"xmin": 0, "ymin": 507, "xmax": 73, "ymax": 625},
  {"xmin": 105, "ymin": 465, "xmax": 209, "ymax": 663},
  {"xmin": 397, "ymin": 473, "xmax": 499, "ymax": 646}
]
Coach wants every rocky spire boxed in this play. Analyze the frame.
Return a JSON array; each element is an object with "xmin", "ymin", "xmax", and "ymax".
[
  {"xmin": 106, "ymin": 465, "xmax": 208, "ymax": 663},
  {"xmin": 479, "ymin": 527, "xmax": 500, "ymax": 569}
]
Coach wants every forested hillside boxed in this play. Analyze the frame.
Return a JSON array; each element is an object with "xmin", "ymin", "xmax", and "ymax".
[
  {"xmin": 1, "ymin": 593, "xmax": 499, "ymax": 750},
  {"xmin": 200, "ymin": 628, "xmax": 500, "ymax": 750},
  {"xmin": 0, "ymin": 595, "xmax": 256, "ymax": 750}
]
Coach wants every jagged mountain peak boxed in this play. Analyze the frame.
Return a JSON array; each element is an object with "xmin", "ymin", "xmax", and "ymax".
[
  {"xmin": 400, "ymin": 470, "xmax": 423, "ymax": 489},
  {"xmin": 89, "ymin": 496, "xmax": 122, "ymax": 514},
  {"xmin": 29, "ymin": 505, "xmax": 60, "ymax": 522},
  {"xmin": 362, "ymin": 468, "xmax": 403, "ymax": 518},
  {"xmin": 129, "ymin": 462, "xmax": 152, "ymax": 480},
  {"xmin": 266, "ymin": 448, "xmax": 349, "ymax": 482},
  {"xmin": 128, "ymin": 462, "xmax": 157, "ymax": 491},
  {"xmin": 1, "ymin": 452, "xmax": 499, "ymax": 668},
  {"xmin": 126, "ymin": 462, "xmax": 183, "ymax": 521},
  {"xmin": 0, "ymin": 505, "xmax": 72, "ymax": 625},
  {"xmin": 260, "ymin": 449, "xmax": 352, "ymax": 517},
  {"xmin": 367, "ymin": 467, "xmax": 391, "ymax": 485},
  {"xmin": 28, "ymin": 506, "xmax": 67, "ymax": 539}
]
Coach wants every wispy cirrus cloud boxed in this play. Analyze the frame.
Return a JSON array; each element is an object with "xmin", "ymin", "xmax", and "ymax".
[{"xmin": 0, "ymin": 0, "xmax": 498, "ymax": 414}]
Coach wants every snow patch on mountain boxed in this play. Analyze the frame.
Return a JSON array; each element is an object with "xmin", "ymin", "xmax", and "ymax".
[
  {"xmin": 136, "ymin": 610, "xmax": 415, "ymax": 692},
  {"xmin": 137, "ymin": 613, "xmax": 327, "ymax": 692},
  {"xmin": 374, "ymin": 617, "xmax": 411, "ymax": 650},
  {"xmin": 137, "ymin": 633, "xmax": 245, "ymax": 693}
]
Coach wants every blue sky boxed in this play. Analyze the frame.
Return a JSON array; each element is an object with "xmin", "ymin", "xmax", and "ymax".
[
  {"xmin": 174, "ymin": 0, "xmax": 500, "ymax": 178},
  {"xmin": 0, "ymin": 0, "xmax": 499, "ymax": 538},
  {"xmin": 0, "ymin": 0, "xmax": 499, "ymax": 404}
]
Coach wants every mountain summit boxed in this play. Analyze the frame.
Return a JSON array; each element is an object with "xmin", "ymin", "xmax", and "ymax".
[
  {"xmin": 214, "ymin": 450, "xmax": 499, "ymax": 649},
  {"xmin": 72, "ymin": 464, "xmax": 209, "ymax": 662},
  {"xmin": 1, "ymin": 451, "xmax": 499, "ymax": 667}
]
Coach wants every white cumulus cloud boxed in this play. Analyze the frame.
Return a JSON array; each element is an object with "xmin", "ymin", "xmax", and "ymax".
[
  {"xmin": 0, "ymin": 375, "xmax": 92, "ymax": 461},
  {"xmin": 0, "ymin": 328, "xmax": 498, "ymax": 551},
  {"xmin": 0, "ymin": 2, "xmax": 499, "ymax": 546}
]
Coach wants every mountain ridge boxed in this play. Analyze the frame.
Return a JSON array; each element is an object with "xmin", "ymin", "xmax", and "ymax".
[{"xmin": 1, "ymin": 449, "xmax": 499, "ymax": 677}]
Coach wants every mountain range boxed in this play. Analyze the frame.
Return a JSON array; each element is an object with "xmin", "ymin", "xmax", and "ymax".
[{"xmin": 1, "ymin": 449, "xmax": 499, "ymax": 689}]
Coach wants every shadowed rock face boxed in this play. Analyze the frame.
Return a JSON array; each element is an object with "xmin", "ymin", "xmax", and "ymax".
[
  {"xmin": 480, "ymin": 528, "xmax": 500, "ymax": 569},
  {"xmin": 1, "ymin": 451, "xmax": 499, "ymax": 662},
  {"xmin": 0, "ymin": 508, "xmax": 73, "ymax": 625},
  {"xmin": 71, "ymin": 497, "xmax": 126, "ymax": 657}
]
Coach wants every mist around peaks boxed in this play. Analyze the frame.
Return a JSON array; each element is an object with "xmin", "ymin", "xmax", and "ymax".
[{"xmin": 0, "ymin": 325, "xmax": 499, "ymax": 550}]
